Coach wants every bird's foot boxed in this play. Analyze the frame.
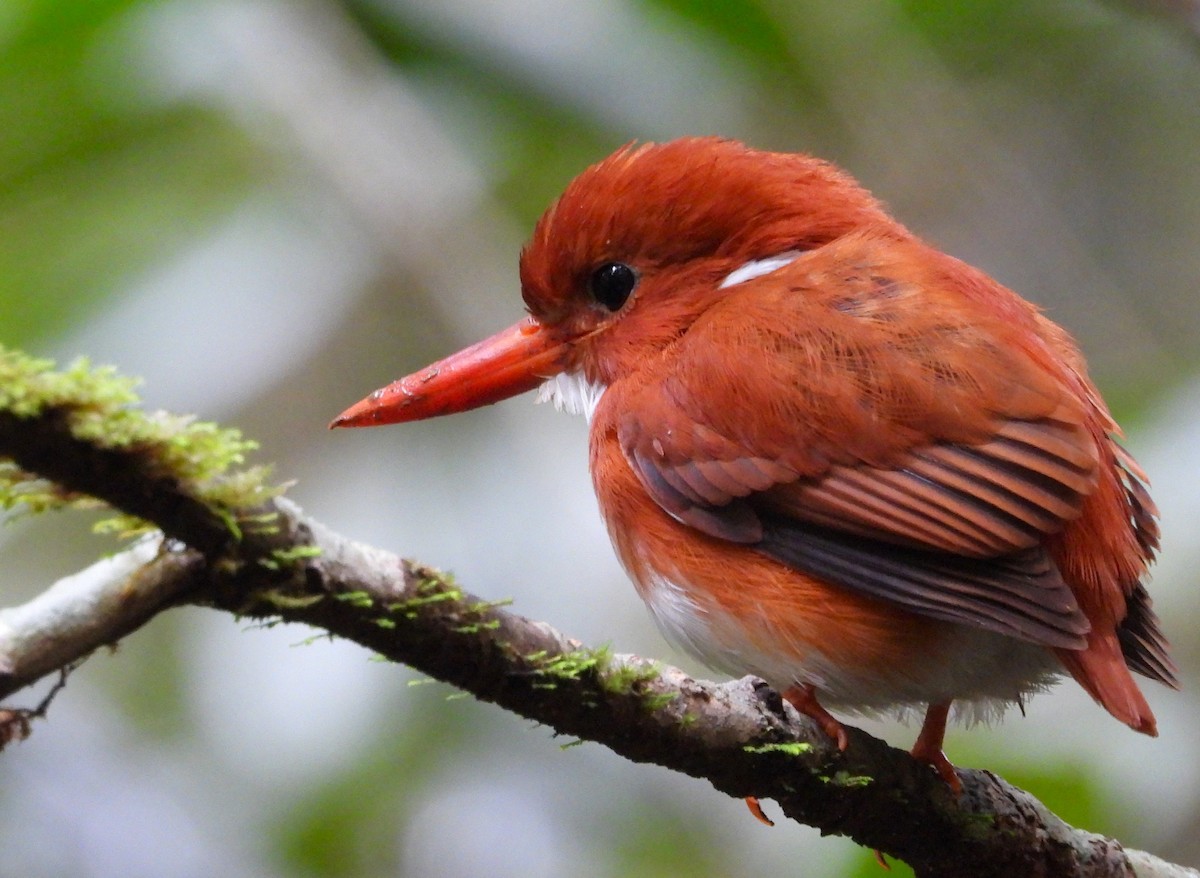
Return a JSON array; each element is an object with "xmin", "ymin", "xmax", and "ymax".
[
  {"xmin": 910, "ymin": 701, "xmax": 962, "ymax": 795},
  {"xmin": 744, "ymin": 796, "xmax": 774, "ymax": 826},
  {"xmin": 782, "ymin": 683, "xmax": 849, "ymax": 750},
  {"xmin": 743, "ymin": 684, "xmax": 846, "ymax": 827}
]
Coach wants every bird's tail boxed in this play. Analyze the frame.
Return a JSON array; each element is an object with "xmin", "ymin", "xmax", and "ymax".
[{"xmin": 1056, "ymin": 632, "xmax": 1158, "ymax": 736}]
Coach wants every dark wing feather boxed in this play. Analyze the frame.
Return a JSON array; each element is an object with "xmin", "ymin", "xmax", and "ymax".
[
  {"xmin": 1107, "ymin": 447, "xmax": 1175, "ymax": 685},
  {"xmin": 763, "ymin": 416, "xmax": 1100, "ymax": 557},
  {"xmin": 628, "ymin": 443, "xmax": 762, "ymax": 542},
  {"xmin": 757, "ymin": 517, "xmax": 1089, "ymax": 648},
  {"xmin": 1117, "ymin": 584, "xmax": 1179, "ymax": 687}
]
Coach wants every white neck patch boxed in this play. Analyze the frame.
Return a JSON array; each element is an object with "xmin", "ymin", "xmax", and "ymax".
[
  {"xmin": 536, "ymin": 371, "xmax": 607, "ymax": 422},
  {"xmin": 718, "ymin": 250, "xmax": 803, "ymax": 289}
]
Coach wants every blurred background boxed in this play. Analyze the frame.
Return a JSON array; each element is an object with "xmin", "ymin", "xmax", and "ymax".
[{"xmin": 2, "ymin": 1, "xmax": 1200, "ymax": 875}]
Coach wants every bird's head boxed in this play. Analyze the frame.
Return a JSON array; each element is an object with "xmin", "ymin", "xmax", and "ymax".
[{"xmin": 332, "ymin": 137, "xmax": 895, "ymax": 428}]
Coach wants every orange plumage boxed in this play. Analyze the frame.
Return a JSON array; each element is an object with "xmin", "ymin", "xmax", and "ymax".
[{"xmin": 334, "ymin": 137, "xmax": 1177, "ymax": 792}]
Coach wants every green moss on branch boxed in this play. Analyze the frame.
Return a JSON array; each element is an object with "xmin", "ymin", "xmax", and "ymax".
[{"xmin": 0, "ymin": 345, "xmax": 281, "ymax": 555}]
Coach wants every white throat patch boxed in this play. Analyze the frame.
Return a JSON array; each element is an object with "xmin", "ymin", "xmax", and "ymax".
[
  {"xmin": 536, "ymin": 371, "xmax": 607, "ymax": 421},
  {"xmin": 718, "ymin": 250, "xmax": 803, "ymax": 289}
]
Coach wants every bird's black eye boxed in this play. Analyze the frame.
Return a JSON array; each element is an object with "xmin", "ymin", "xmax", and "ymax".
[{"xmin": 588, "ymin": 262, "xmax": 638, "ymax": 312}]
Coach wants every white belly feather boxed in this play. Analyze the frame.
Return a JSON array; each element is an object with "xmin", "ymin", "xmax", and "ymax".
[{"xmin": 638, "ymin": 564, "xmax": 1062, "ymax": 725}]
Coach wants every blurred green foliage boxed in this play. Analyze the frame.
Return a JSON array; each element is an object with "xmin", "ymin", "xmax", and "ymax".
[{"xmin": 0, "ymin": 0, "xmax": 261, "ymax": 346}]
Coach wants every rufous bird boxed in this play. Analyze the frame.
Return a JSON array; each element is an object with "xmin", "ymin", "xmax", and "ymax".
[{"xmin": 333, "ymin": 137, "xmax": 1178, "ymax": 804}]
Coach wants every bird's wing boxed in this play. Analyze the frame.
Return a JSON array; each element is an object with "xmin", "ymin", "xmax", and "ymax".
[{"xmin": 616, "ymin": 243, "xmax": 1097, "ymax": 647}]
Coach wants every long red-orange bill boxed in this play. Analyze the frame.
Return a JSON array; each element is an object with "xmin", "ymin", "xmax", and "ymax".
[{"xmin": 331, "ymin": 316, "xmax": 569, "ymax": 428}]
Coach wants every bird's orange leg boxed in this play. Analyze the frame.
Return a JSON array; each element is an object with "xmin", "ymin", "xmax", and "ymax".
[
  {"xmin": 910, "ymin": 701, "xmax": 962, "ymax": 794},
  {"xmin": 743, "ymin": 684, "xmax": 848, "ymax": 825},
  {"xmin": 783, "ymin": 683, "xmax": 849, "ymax": 750}
]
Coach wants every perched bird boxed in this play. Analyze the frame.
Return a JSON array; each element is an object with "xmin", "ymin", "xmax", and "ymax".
[{"xmin": 333, "ymin": 137, "xmax": 1177, "ymax": 799}]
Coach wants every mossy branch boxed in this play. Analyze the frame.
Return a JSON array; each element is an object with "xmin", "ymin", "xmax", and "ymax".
[
  {"xmin": 0, "ymin": 348, "xmax": 1192, "ymax": 878},
  {"xmin": 0, "ymin": 346, "xmax": 279, "ymax": 554}
]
